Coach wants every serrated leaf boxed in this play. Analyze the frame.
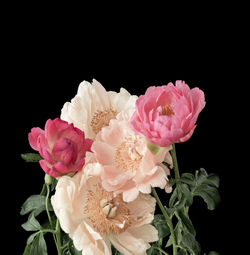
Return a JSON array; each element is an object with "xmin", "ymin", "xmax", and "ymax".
[
  {"xmin": 166, "ymin": 221, "xmax": 183, "ymax": 248},
  {"xmin": 176, "ymin": 210, "xmax": 196, "ymax": 236},
  {"xmin": 30, "ymin": 232, "xmax": 47, "ymax": 255},
  {"xmin": 175, "ymin": 221, "xmax": 183, "ymax": 245},
  {"xmin": 204, "ymin": 174, "xmax": 220, "ymax": 188},
  {"xmin": 181, "ymin": 232, "xmax": 201, "ymax": 255},
  {"xmin": 20, "ymin": 195, "xmax": 52, "ymax": 216},
  {"xmin": 193, "ymin": 184, "xmax": 221, "ymax": 210},
  {"xmin": 166, "ymin": 206, "xmax": 175, "ymax": 218},
  {"xmin": 22, "ymin": 213, "xmax": 42, "ymax": 231},
  {"xmin": 21, "ymin": 153, "xmax": 43, "ymax": 162},
  {"xmin": 195, "ymin": 168, "xmax": 208, "ymax": 185},
  {"xmin": 153, "ymin": 214, "xmax": 170, "ymax": 239},
  {"xmin": 190, "ymin": 169, "xmax": 221, "ymax": 210},
  {"xmin": 169, "ymin": 188, "xmax": 178, "ymax": 207},
  {"xmin": 181, "ymin": 173, "xmax": 195, "ymax": 186},
  {"xmin": 175, "ymin": 194, "xmax": 187, "ymax": 210},
  {"xmin": 179, "ymin": 183, "xmax": 193, "ymax": 207}
]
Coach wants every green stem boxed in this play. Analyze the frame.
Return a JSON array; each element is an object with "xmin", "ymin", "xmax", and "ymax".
[
  {"xmin": 45, "ymin": 185, "xmax": 53, "ymax": 226},
  {"xmin": 45, "ymin": 184, "xmax": 58, "ymax": 251},
  {"xmin": 40, "ymin": 229, "xmax": 57, "ymax": 234},
  {"xmin": 55, "ymin": 219, "xmax": 62, "ymax": 255},
  {"xmin": 153, "ymin": 246, "xmax": 170, "ymax": 255},
  {"xmin": 152, "ymin": 188, "xmax": 177, "ymax": 255},
  {"xmin": 171, "ymin": 144, "xmax": 180, "ymax": 180},
  {"xmin": 40, "ymin": 183, "xmax": 46, "ymax": 195}
]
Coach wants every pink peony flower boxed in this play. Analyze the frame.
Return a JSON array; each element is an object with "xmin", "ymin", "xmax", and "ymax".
[
  {"xmin": 130, "ymin": 81, "xmax": 206, "ymax": 147},
  {"xmin": 91, "ymin": 117, "xmax": 172, "ymax": 202},
  {"xmin": 28, "ymin": 118, "xmax": 93, "ymax": 178},
  {"xmin": 51, "ymin": 164, "xmax": 158, "ymax": 255}
]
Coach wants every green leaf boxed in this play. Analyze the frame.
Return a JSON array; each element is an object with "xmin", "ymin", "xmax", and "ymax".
[
  {"xmin": 195, "ymin": 168, "xmax": 208, "ymax": 185},
  {"xmin": 190, "ymin": 169, "xmax": 221, "ymax": 210},
  {"xmin": 176, "ymin": 209, "xmax": 196, "ymax": 236},
  {"xmin": 177, "ymin": 249, "xmax": 188, "ymax": 255},
  {"xmin": 179, "ymin": 183, "xmax": 193, "ymax": 207},
  {"xmin": 166, "ymin": 206, "xmax": 175, "ymax": 218},
  {"xmin": 175, "ymin": 221, "xmax": 184, "ymax": 245},
  {"xmin": 174, "ymin": 194, "xmax": 187, "ymax": 210},
  {"xmin": 207, "ymin": 251, "xmax": 220, "ymax": 255},
  {"xmin": 20, "ymin": 195, "xmax": 52, "ymax": 216},
  {"xmin": 169, "ymin": 188, "xmax": 178, "ymax": 207},
  {"xmin": 23, "ymin": 244, "xmax": 31, "ymax": 255},
  {"xmin": 22, "ymin": 213, "xmax": 42, "ymax": 231},
  {"xmin": 193, "ymin": 184, "xmax": 221, "ymax": 210},
  {"xmin": 166, "ymin": 221, "xmax": 183, "ymax": 247},
  {"xmin": 181, "ymin": 232, "xmax": 201, "ymax": 255},
  {"xmin": 180, "ymin": 173, "xmax": 195, "ymax": 186},
  {"xmin": 146, "ymin": 245, "xmax": 162, "ymax": 255},
  {"xmin": 204, "ymin": 174, "xmax": 220, "ymax": 188},
  {"xmin": 27, "ymin": 231, "xmax": 40, "ymax": 245},
  {"xmin": 30, "ymin": 232, "xmax": 47, "ymax": 255},
  {"xmin": 153, "ymin": 214, "xmax": 170, "ymax": 239},
  {"xmin": 21, "ymin": 153, "xmax": 43, "ymax": 162}
]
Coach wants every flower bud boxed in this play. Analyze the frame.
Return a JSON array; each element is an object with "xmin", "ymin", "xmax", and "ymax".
[
  {"xmin": 44, "ymin": 173, "xmax": 53, "ymax": 185},
  {"xmin": 147, "ymin": 141, "xmax": 163, "ymax": 155}
]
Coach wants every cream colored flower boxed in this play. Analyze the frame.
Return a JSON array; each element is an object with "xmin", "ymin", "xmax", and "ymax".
[
  {"xmin": 61, "ymin": 79, "xmax": 137, "ymax": 139},
  {"xmin": 51, "ymin": 163, "xmax": 158, "ymax": 255}
]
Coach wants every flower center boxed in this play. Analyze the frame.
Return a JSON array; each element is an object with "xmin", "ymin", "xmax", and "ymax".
[
  {"xmin": 85, "ymin": 183, "xmax": 131, "ymax": 235},
  {"xmin": 115, "ymin": 136, "xmax": 143, "ymax": 171},
  {"xmin": 162, "ymin": 104, "xmax": 174, "ymax": 116},
  {"xmin": 100, "ymin": 199, "xmax": 117, "ymax": 218},
  {"xmin": 90, "ymin": 108, "xmax": 117, "ymax": 134}
]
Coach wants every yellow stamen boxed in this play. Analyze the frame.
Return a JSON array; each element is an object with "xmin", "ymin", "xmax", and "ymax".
[
  {"xmin": 90, "ymin": 108, "xmax": 117, "ymax": 134},
  {"xmin": 162, "ymin": 104, "xmax": 174, "ymax": 116}
]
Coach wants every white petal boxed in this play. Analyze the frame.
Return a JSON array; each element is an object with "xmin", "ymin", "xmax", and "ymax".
[
  {"xmin": 128, "ymin": 224, "xmax": 159, "ymax": 243},
  {"xmin": 149, "ymin": 167, "xmax": 167, "ymax": 189},
  {"xmin": 109, "ymin": 235, "xmax": 132, "ymax": 255},
  {"xmin": 126, "ymin": 193, "xmax": 156, "ymax": 217},
  {"xmin": 122, "ymin": 187, "xmax": 139, "ymax": 202},
  {"xmin": 116, "ymin": 231, "xmax": 149, "ymax": 255}
]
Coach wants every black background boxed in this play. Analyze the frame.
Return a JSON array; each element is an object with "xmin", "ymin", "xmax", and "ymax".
[{"xmin": 3, "ymin": 5, "xmax": 241, "ymax": 254}]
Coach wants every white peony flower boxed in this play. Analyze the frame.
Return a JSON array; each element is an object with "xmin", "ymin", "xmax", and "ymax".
[
  {"xmin": 51, "ymin": 163, "xmax": 158, "ymax": 255},
  {"xmin": 61, "ymin": 79, "xmax": 137, "ymax": 139}
]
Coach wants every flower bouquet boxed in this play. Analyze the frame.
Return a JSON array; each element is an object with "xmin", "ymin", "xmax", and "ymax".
[{"xmin": 20, "ymin": 80, "xmax": 220, "ymax": 255}]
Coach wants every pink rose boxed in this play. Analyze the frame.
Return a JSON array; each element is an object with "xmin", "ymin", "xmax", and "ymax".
[
  {"xmin": 130, "ymin": 81, "xmax": 205, "ymax": 147},
  {"xmin": 28, "ymin": 118, "xmax": 93, "ymax": 178}
]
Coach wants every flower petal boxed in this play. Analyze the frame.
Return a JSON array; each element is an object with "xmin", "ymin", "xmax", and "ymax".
[{"xmin": 128, "ymin": 224, "xmax": 158, "ymax": 243}]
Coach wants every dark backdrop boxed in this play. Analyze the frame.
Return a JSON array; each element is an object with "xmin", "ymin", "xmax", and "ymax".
[{"xmin": 4, "ymin": 11, "xmax": 237, "ymax": 254}]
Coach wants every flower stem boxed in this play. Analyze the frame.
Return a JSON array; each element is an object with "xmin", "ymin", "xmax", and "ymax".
[
  {"xmin": 46, "ymin": 184, "xmax": 53, "ymax": 226},
  {"xmin": 55, "ymin": 219, "xmax": 62, "ymax": 255},
  {"xmin": 40, "ymin": 183, "xmax": 46, "ymax": 195},
  {"xmin": 45, "ymin": 184, "xmax": 59, "ymax": 254},
  {"xmin": 152, "ymin": 188, "xmax": 177, "ymax": 255},
  {"xmin": 171, "ymin": 144, "xmax": 180, "ymax": 180}
]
